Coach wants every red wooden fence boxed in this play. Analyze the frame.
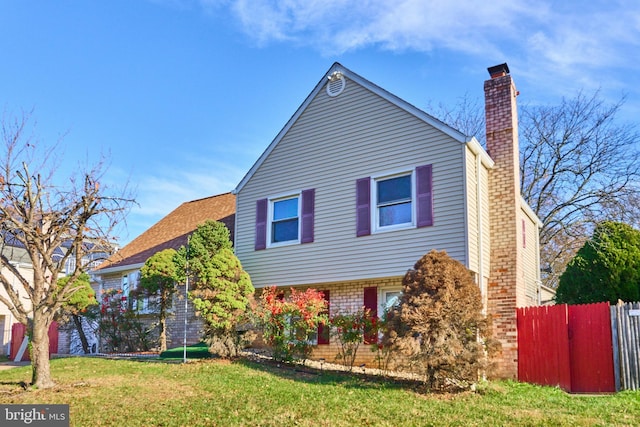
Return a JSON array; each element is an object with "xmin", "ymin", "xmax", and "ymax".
[
  {"xmin": 517, "ymin": 302, "xmax": 615, "ymax": 393},
  {"xmin": 9, "ymin": 322, "xmax": 59, "ymax": 361},
  {"xmin": 517, "ymin": 304, "xmax": 571, "ymax": 390}
]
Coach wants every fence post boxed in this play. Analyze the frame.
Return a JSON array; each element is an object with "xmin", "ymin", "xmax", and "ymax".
[{"xmin": 610, "ymin": 303, "xmax": 620, "ymax": 392}]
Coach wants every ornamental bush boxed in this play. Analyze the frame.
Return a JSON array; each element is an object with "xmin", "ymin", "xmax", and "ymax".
[
  {"xmin": 98, "ymin": 289, "xmax": 154, "ymax": 353},
  {"xmin": 177, "ymin": 220, "xmax": 255, "ymax": 358},
  {"xmin": 384, "ymin": 250, "xmax": 497, "ymax": 390},
  {"xmin": 330, "ymin": 308, "xmax": 373, "ymax": 371},
  {"xmin": 370, "ymin": 309, "xmax": 397, "ymax": 374},
  {"xmin": 257, "ymin": 286, "xmax": 328, "ymax": 363},
  {"xmin": 139, "ymin": 248, "xmax": 179, "ymax": 352}
]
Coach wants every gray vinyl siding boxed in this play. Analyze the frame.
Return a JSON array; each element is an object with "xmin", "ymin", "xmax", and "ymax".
[
  {"xmin": 480, "ymin": 165, "xmax": 491, "ymax": 280},
  {"xmin": 465, "ymin": 147, "xmax": 479, "ymax": 275},
  {"xmin": 521, "ymin": 207, "xmax": 540, "ymax": 306},
  {"xmin": 236, "ymin": 78, "xmax": 469, "ymax": 287},
  {"xmin": 464, "ymin": 146, "xmax": 492, "ymax": 284}
]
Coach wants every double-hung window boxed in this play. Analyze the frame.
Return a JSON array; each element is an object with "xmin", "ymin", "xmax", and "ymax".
[
  {"xmin": 271, "ymin": 196, "xmax": 300, "ymax": 244},
  {"xmin": 255, "ymin": 189, "xmax": 315, "ymax": 250},
  {"xmin": 376, "ymin": 173, "xmax": 413, "ymax": 229},
  {"xmin": 122, "ymin": 271, "xmax": 152, "ymax": 313},
  {"xmin": 356, "ymin": 164, "xmax": 433, "ymax": 236}
]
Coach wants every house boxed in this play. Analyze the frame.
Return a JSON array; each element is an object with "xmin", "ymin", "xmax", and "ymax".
[
  {"xmin": 0, "ymin": 235, "xmax": 111, "ymax": 358},
  {"xmin": 93, "ymin": 192, "xmax": 236, "ymax": 351},
  {"xmin": 232, "ymin": 62, "xmax": 542, "ymax": 378},
  {"xmin": 0, "ymin": 240, "xmax": 34, "ymax": 356}
]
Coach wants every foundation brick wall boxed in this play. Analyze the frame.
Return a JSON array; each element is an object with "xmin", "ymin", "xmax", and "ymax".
[
  {"xmin": 484, "ymin": 66, "xmax": 525, "ymax": 379},
  {"xmin": 257, "ymin": 277, "xmax": 403, "ymax": 368},
  {"xmin": 95, "ymin": 273, "xmax": 203, "ymax": 352}
]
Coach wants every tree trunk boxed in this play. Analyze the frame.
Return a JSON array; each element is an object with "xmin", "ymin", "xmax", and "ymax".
[
  {"xmin": 159, "ymin": 310, "xmax": 167, "ymax": 352},
  {"xmin": 72, "ymin": 314, "xmax": 90, "ymax": 354},
  {"xmin": 30, "ymin": 317, "xmax": 55, "ymax": 389},
  {"xmin": 158, "ymin": 289, "xmax": 170, "ymax": 352}
]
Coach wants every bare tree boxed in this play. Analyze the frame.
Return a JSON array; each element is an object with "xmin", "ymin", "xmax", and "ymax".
[
  {"xmin": 433, "ymin": 91, "xmax": 640, "ymax": 287},
  {"xmin": 0, "ymin": 110, "xmax": 134, "ymax": 388},
  {"xmin": 520, "ymin": 92, "xmax": 640, "ymax": 286}
]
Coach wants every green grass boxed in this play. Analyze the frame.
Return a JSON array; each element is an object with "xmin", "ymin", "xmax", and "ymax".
[
  {"xmin": 0, "ymin": 357, "xmax": 639, "ymax": 426},
  {"xmin": 159, "ymin": 342, "xmax": 212, "ymax": 360}
]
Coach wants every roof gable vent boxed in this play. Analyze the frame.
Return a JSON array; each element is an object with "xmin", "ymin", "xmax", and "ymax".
[{"xmin": 326, "ymin": 71, "xmax": 345, "ymax": 97}]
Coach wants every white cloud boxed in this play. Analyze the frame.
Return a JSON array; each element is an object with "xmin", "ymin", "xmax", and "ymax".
[
  {"xmin": 221, "ymin": 0, "xmax": 639, "ymax": 88},
  {"xmin": 227, "ymin": 0, "xmax": 545, "ymax": 55},
  {"xmin": 114, "ymin": 159, "xmax": 244, "ymax": 244}
]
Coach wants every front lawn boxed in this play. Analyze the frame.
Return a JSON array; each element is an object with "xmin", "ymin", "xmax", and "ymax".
[{"xmin": 0, "ymin": 357, "xmax": 638, "ymax": 426}]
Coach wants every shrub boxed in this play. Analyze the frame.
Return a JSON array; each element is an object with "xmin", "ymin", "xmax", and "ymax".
[
  {"xmin": 177, "ymin": 220, "xmax": 255, "ymax": 358},
  {"xmin": 385, "ymin": 250, "xmax": 497, "ymax": 390},
  {"xmin": 330, "ymin": 308, "xmax": 373, "ymax": 371},
  {"xmin": 371, "ymin": 309, "xmax": 397, "ymax": 374},
  {"xmin": 257, "ymin": 286, "xmax": 328, "ymax": 363},
  {"xmin": 556, "ymin": 221, "xmax": 640, "ymax": 304},
  {"xmin": 139, "ymin": 248, "xmax": 180, "ymax": 352},
  {"xmin": 98, "ymin": 289, "xmax": 154, "ymax": 353}
]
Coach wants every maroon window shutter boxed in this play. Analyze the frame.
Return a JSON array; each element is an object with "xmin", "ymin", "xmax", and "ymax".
[
  {"xmin": 356, "ymin": 177, "xmax": 371, "ymax": 237},
  {"xmin": 255, "ymin": 198, "xmax": 268, "ymax": 250},
  {"xmin": 301, "ymin": 189, "xmax": 315, "ymax": 244},
  {"xmin": 416, "ymin": 164, "xmax": 434, "ymax": 228},
  {"xmin": 363, "ymin": 286, "xmax": 378, "ymax": 344},
  {"xmin": 317, "ymin": 290, "xmax": 330, "ymax": 345}
]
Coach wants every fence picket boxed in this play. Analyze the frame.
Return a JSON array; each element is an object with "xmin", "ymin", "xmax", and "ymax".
[
  {"xmin": 610, "ymin": 305, "xmax": 620, "ymax": 391},
  {"xmin": 610, "ymin": 301, "xmax": 640, "ymax": 391}
]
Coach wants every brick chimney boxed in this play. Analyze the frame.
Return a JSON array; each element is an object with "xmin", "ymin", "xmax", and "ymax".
[{"xmin": 485, "ymin": 63, "xmax": 525, "ymax": 379}]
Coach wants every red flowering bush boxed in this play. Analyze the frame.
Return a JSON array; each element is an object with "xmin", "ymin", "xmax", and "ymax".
[
  {"xmin": 330, "ymin": 308, "xmax": 373, "ymax": 371},
  {"xmin": 370, "ymin": 310, "xmax": 397, "ymax": 374},
  {"xmin": 257, "ymin": 286, "xmax": 328, "ymax": 363}
]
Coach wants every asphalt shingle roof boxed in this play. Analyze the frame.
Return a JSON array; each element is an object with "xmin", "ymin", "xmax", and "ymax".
[{"xmin": 96, "ymin": 192, "xmax": 235, "ymax": 271}]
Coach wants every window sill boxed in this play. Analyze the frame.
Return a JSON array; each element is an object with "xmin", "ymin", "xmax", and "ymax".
[
  {"xmin": 266, "ymin": 240, "xmax": 301, "ymax": 249},
  {"xmin": 373, "ymin": 223, "xmax": 415, "ymax": 234}
]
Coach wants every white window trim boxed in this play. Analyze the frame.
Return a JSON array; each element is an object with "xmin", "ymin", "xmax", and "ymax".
[
  {"xmin": 122, "ymin": 270, "xmax": 155, "ymax": 314},
  {"xmin": 267, "ymin": 191, "xmax": 302, "ymax": 248},
  {"xmin": 371, "ymin": 169, "xmax": 416, "ymax": 233},
  {"xmin": 378, "ymin": 286, "xmax": 403, "ymax": 318},
  {"xmin": 284, "ymin": 314, "xmax": 318, "ymax": 345}
]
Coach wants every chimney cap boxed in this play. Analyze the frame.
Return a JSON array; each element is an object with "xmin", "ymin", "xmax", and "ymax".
[{"xmin": 487, "ymin": 63, "xmax": 510, "ymax": 79}]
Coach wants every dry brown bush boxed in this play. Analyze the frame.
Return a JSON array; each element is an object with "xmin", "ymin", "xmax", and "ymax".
[{"xmin": 383, "ymin": 250, "xmax": 498, "ymax": 390}]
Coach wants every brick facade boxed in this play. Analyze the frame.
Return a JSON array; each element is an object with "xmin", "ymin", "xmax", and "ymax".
[
  {"xmin": 258, "ymin": 277, "xmax": 403, "ymax": 368},
  {"xmin": 96, "ymin": 272, "xmax": 204, "ymax": 352},
  {"xmin": 485, "ymin": 66, "xmax": 525, "ymax": 379}
]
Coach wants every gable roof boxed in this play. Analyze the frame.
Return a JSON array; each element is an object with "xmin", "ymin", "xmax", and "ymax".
[
  {"xmin": 233, "ymin": 62, "xmax": 479, "ymax": 194},
  {"xmin": 96, "ymin": 192, "xmax": 235, "ymax": 274}
]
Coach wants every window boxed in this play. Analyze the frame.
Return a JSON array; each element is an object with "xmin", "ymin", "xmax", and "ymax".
[
  {"xmin": 255, "ymin": 189, "xmax": 315, "ymax": 250},
  {"xmin": 121, "ymin": 274, "xmax": 130, "ymax": 297},
  {"xmin": 379, "ymin": 288, "xmax": 402, "ymax": 316},
  {"xmin": 356, "ymin": 164, "xmax": 433, "ymax": 237},
  {"xmin": 122, "ymin": 271, "xmax": 152, "ymax": 313},
  {"xmin": 376, "ymin": 173, "xmax": 413, "ymax": 228},
  {"xmin": 271, "ymin": 196, "xmax": 300, "ymax": 244},
  {"xmin": 65, "ymin": 257, "xmax": 76, "ymax": 275},
  {"xmin": 121, "ymin": 273, "xmax": 130, "ymax": 311}
]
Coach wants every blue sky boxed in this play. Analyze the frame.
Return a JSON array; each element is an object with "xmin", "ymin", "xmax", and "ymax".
[{"xmin": 1, "ymin": 0, "xmax": 639, "ymax": 245}]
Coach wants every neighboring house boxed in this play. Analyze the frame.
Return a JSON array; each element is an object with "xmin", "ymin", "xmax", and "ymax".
[
  {"xmin": 0, "ymin": 236, "xmax": 110, "ymax": 356},
  {"xmin": 233, "ymin": 62, "xmax": 542, "ymax": 378},
  {"xmin": 0, "ymin": 241, "xmax": 34, "ymax": 356},
  {"xmin": 57, "ymin": 240, "xmax": 116, "ymax": 355},
  {"xmin": 93, "ymin": 193, "xmax": 236, "ymax": 351}
]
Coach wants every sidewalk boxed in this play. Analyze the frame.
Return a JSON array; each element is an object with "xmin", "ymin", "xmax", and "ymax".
[{"xmin": 0, "ymin": 360, "xmax": 30, "ymax": 370}]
